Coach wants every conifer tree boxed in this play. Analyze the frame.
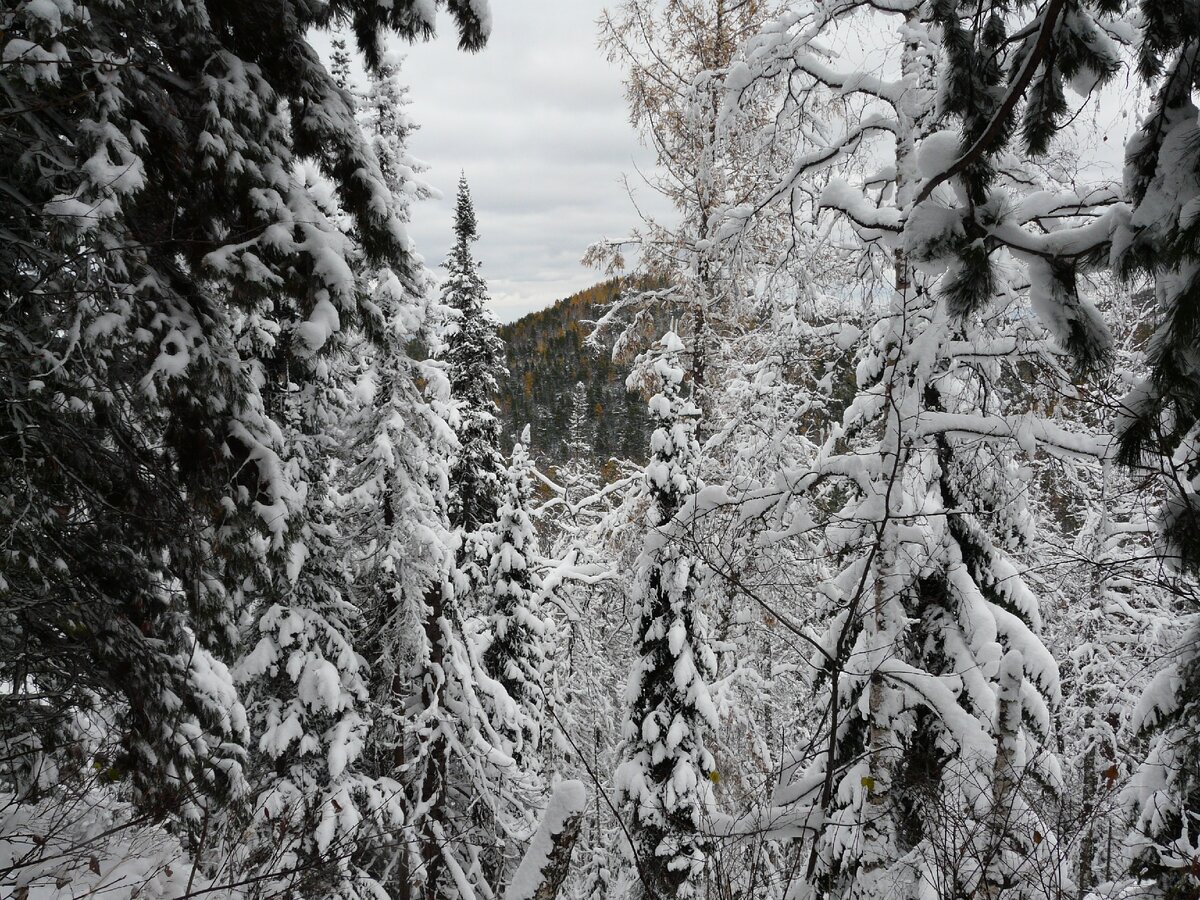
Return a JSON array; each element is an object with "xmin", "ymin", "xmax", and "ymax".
[
  {"xmin": 430, "ymin": 184, "xmax": 522, "ymax": 897},
  {"xmin": 566, "ymin": 380, "xmax": 596, "ymax": 461},
  {"xmin": 367, "ymin": 177, "xmax": 534, "ymax": 900},
  {"xmin": 396, "ymin": 531, "xmax": 535, "ymax": 900},
  {"xmin": 362, "ymin": 53, "xmax": 433, "ymax": 204},
  {"xmin": 1104, "ymin": 6, "xmax": 1200, "ymax": 897},
  {"xmin": 1, "ymin": 0, "xmax": 490, "ymax": 889},
  {"xmin": 331, "ymin": 36, "xmax": 353, "ymax": 90},
  {"xmin": 615, "ymin": 332, "xmax": 719, "ymax": 899},
  {"xmin": 1127, "ymin": 635, "xmax": 1200, "ymax": 900},
  {"xmin": 483, "ymin": 428, "xmax": 554, "ymax": 767},
  {"xmin": 234, "ymin": 350, "xmax": 379, "ymax": 899},
  {"xmin": 1112, "ymin": 0, "xmax": 1200, "ymax": 570},
  {"xmin": 442, "ymin": 175, "xmax": 509, "ymax": 542}
]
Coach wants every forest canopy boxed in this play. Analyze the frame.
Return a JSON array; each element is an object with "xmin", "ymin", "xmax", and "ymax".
[{"xmin": 1, "ymin": 1, "xmax": 1198, "ymax": 899}]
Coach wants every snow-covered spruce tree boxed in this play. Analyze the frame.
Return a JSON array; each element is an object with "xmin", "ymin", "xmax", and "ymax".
[
  {"xmin": 589, "ymin": 20, "xmax": 837, "ymax": 891},
  {"xmin": 356, "ymin": 177, "xmax": 533, "ymax": 900},
  {"xmin": 442, "ymin": 174, "xmax": 508, "ymax": 543},
  {"xmin": 1110, "ymin": 6, "xmax": 1200, "ymax": 897},
  {"xmin": 589, "ymin": 21, "xmax": 849, "ymax": 891},
  {"xmin": 1114, "ymin": 0, "xmax": 1200, "ymax": 575},
  {"xmin": 421, "ymin": 178, "xmax": 537, "ymax": 894},
  {"xmin": 616, "ymin": 332, "xmax": 720, "ymax": 899},
  {"xmin": 293, "ymin": 45, "xmax": 521, "ymax": 900},
  {"xmin": 595, "ymin": 9, "xmax": 869, "ymax": 894},
  {"xmin": 230, "ymin": 39, "xmax": 491, "ymax": 900},
  {"xmin": 483, "ymin": 428, "xmax": 555, "ymax": 768},
  {"xmin": 395, "ymin": 539, "xmax": 537, "ymax": 899},
  {"xmin": 331, "ymin": 35, "xmax": 354, "ymax": 90},
  {"xmin": 1, "ymin": 0, "xmax": 489, "ymax": 888},
  {"xmin": 700, "ymin": 2, "xmax": 1129, "ymax": 898},
  {"xmin": 234, "ymin": 324, "xmax": 380, "ymax": 899},
  {"xmin": 566, "ymin": 380, "xmax": 597, "ymax": 462},
  {"xmin": 317, "ymin": 44, "xmax": 449, "ymax": 898},
  {"xmin": 225, "ymin": 23, "xmax": 504, "ymax": 900},
  {"xmin": 1126, "ymin": 631, "xmax": 1200, "ymax": 900},
  {"xmin": 339, "ymin": 225, "xmax": 461, "ymax": 900},
  {"xmin": 362, "ymin": 52, "xmax": 434, "ymax": 208}
]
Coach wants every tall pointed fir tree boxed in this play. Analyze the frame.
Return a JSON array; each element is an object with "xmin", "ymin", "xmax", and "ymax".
[
  {"xmin": 615, "ymin": 332, "xmax": 720, "ymax": 899},
  {"xmin": 442, "ymin": 174, "xmax": 508, "ymax": 544},
  {"xmin": 273, "ymin": 47, "xmax": 455, "ymax": 900},
  {"xmin": 482, "ymin": 427, "xmax": 555, "ymax": 768},
  {"xmin": 233, "ymin": 266, "xmax": 381, "ymax": 897},
  {"xmin": 361, "ymin": 52, "xmax": 432, "ymax": 210},
  {"xmin": 371, "ymin": 173, "xmax": 534, "ymax": 900},
  {"xmin": 331, "ymin": 35, "xmax": 353, "ymax": 91},
  {"xmin": 1112, "ymin": 3, "xmax": 1200, "ymax": 895}
]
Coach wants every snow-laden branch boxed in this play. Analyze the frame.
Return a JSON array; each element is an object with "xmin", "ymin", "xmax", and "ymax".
[
  {"xmin": 504, "ymin": 781, "xmax": 586, "ymax": 900},
  {"xmin": 912, "ymin": 0, "xmax": 1069, "ymax": 206},
  {"xmin": 914, "ymin": 411, "xmax": 1113, "ymax": 461}
]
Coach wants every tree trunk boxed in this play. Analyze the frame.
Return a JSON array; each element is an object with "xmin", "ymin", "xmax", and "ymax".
[{"xmin": 505, "ymin": 781, "xmax": 587, "ymax": 900}]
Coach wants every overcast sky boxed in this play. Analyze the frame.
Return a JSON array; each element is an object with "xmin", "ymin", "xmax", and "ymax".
[
  {"xmin": 386, "ymin": 3, "xmax": 667, "ymax": 323},
  {"xmin": 336, "ymin": 4, "xmax": 1135, "ymax": 325}
]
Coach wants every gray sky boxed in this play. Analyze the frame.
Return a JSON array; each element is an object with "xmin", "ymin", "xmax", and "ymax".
[
  {"xmin": 393, "ymin": 3, "xmax": 666, "ymax": 323},
  {"xmin": 349, "ymin": 4, "xmax": 1134, "ymax": 326}
]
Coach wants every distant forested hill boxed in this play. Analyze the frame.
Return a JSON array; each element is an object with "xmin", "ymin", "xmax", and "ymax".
[{"xmin": 498, "ymin": 280, "xmax": 652, "ymax": 465}]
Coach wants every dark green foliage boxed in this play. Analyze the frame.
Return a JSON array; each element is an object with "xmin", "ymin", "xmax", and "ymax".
[
  {"xmin": 939, "ymin": 220, "xmax": 1000, "ymax": 321},
  {"xmin": 920, "ymin": 0, "xmax": 1122, "ymax": 354},
  {"xmin": 331, "ymin": 0, "xmax": 490, "ymax": 66},
  {"xmin": 443, "ymin": 176, "xmax": 507, "ymax": 535},
  {"xmin": 497, "ymin": 280, "xmax": 654, "ymax": 466},
  {"xmin": 932, "ymin": 0, "xmax": 1008, "ymax": 204},
  {"xmin": 930, "ymin": 0, "xmax": 1122, "ymax": 201},
  {"xmin": 1, "ymin": 0, "xmax": 486, "ymax": 828},
  {"xmin": 1020, "ymin": 7, "xmax": 1120, "ymax": 157}
]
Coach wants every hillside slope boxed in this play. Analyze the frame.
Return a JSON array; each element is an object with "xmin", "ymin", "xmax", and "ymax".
[{"xmin": 497, "ymin": 280, "xmax": 651, "ymax": 465}]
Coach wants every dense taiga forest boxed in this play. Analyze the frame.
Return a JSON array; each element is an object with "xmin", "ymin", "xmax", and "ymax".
[
  {"xmin": 2, "ymin": 1, "xmax": 1200, "ymax": 900},
  {"xmin": 498, "ymin": 280, "xmax": 662, "ymax": 467}
]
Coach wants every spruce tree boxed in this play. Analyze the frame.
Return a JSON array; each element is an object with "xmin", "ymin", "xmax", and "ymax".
[
  {"xmin": 362, "ymin": 53, "xmax": 433, "ymax": 204},
  {"xmin": 396, "ymin": 532, "xmax": 534, "ymax": 900},
  {"xmin": 566, "ymin": 380, "xmax": 596, "ymax": 461},
  {"xmin": 342, "ymin": 249, "xmax": 455, "ymax": 900},
  {"xmin": 1113, "ymin": 0, "xmax": 1200, "ymax": 571},
  {"xmin": 375, "ymin": 177, "xmax": 534, "ymax": 900},
  {"xmin": 442, "ymin": 174, "xmax": 508, "ymax": 541},
  {"xmin": 1, "ymin": 0, "xmax": 489, "ymax": 887},
  {"xmin": 483, "ymin": 428, "xmax": 554, "ymax": 767},
  {"xmin": 1110, "ymin": 5, "xmax": 1200, "ymax": 896},
  {"xmin": 331, "ymin": 36, "xmax": 354, "ymax": 90},
  {"xmin": 615, "ymin": 332, "xmax": 719, "ymax": 899},
  {"xmin": 235, "ymin": 359, "xmax": 378, "ymax": 899}
]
